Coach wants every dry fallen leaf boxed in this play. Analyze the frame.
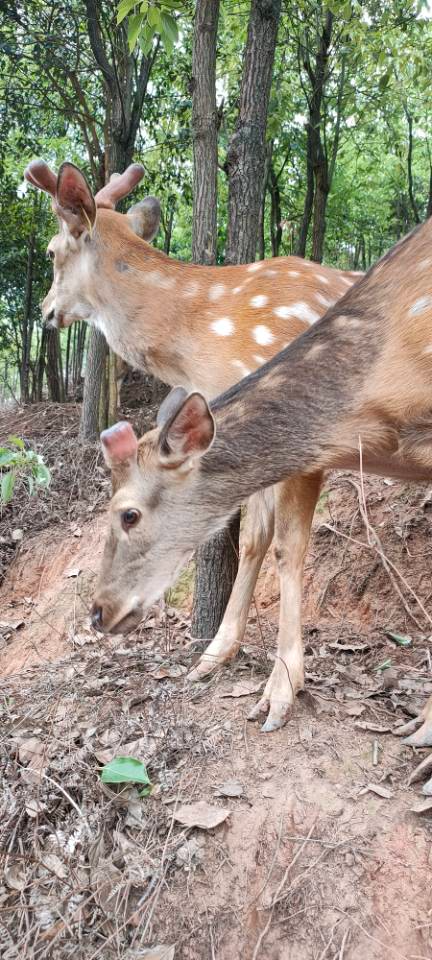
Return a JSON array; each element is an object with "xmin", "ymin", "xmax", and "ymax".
[
  {"xmin": 411, "ymin": 797, "xmax": 432, "ymax": 814},
  {"xmin": 215, "ymin": 779, "xmax": 244, "ymax": 798},
  {"xmin": 140, "ymin": 947, "xmax": 175, "ymax": 960},
  {"xmin": 4, "ymin": 862, "xmax": 27, "ymax": 891},
  {"xmin": 173, "ymin": 800, "xmax": 230, "ymax": 830},
  {"xmin": 40, "ymin": 853, "xmax": 68, "ymax": 880},
  {"xmin": 91, "ymin": 858, "xmax": 125, "ymax": 917},
  {"xmin": 148, "ymin": 663, "xmax": 187, "ymax": 680},
  {"xmin": 220, "ymin": 680, "xmax": 264, "ymax": 699},
  {"xmin": 18, "ymin": 737, "xmax": 46, "ymax": 785},
  {"xmin": 359, "ymin": 784, "xmax": 393, "ymax": 800}
]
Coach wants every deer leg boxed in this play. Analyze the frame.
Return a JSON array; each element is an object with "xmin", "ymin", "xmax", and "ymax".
[
  {"xmin": 249, "ymin": 473, "xmax": 323, "ymax": 733},
  {"xmin": 188, "ymin": 488, "xmax": 275, "ymax": 680}
]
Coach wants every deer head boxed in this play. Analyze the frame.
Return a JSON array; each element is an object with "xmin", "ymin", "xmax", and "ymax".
[
  {"xmin": 91, "ymin": 387, "xmax": 219, "ymax": 633},
  {"xmin": 24, "ymin": 160, "xmax": 161, "ymax": 330}
]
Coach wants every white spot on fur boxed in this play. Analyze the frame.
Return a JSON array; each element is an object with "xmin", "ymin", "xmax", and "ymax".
[
  {"xmin": 250, "ymin": 294, "xmax": 268, "ymax": 308},
  {"xmin": 422, "ymin": 345, "xmax": 432, "ymax": 355},
  {"xmin": 211, "ymin": 317, "xmax": 234, "ymax": 336},
  {"xmin": 318, "ymin": 275, "xmax": 330, "ymax": 285},
  {"xmin": 315, "ymin": 293, "xmax": 333, "ymax": 308},
  {"xmin": 288, "ymin": 270, "xmax": 300, "ymax": 277},
  {"xmin": 253, "ymin": 354, "xmax": 266, "ymax": 365},
  {"xmin": 289, "ymin": 302, "xmax": 319, "ymax": 324},
  {"xmin": 273, "ymin": 306, "xmax": 291, "ymax": 319},
  {"xmin": 410, "ymin": 296, "xmax": 432, "ymax": 316},
  {"xmin": 419, "ymin": 258, "xmax": 432, "ymax": 270},
  {"xmin": 253, "ymin": 325, "xmax": 275, "ymax": 345},
  {"xmin": 232, "ymin": 359, "xmax": 252, "ymax": 377},
  {"xmin": 208, "ymin": 283, "xmax": 226, "ymax": 302},
  {"xmin": 147, "ymin": 270, "xmax": 175, "ymax": 289},
  {"xmin": 265, "ymin": 269, "xmax": 277, "ymax": 276},
  {"xmin": 340, "ymin": 277, "xmax": 352, "ymax": 286},
  {"xmin": 247, "ymin": 262, "xmax": 263, "ymax": 272},
  {"xmin": 233, "ymin": 286, "xmax": 243, "ymax": 294}
]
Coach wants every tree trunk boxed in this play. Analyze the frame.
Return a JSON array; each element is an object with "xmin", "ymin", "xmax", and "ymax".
[
  {"xmin": 296, "ymin": 120, "xmax": 314, "ymax": 257},
  {"xmin": 191, "ymin": 0, "xmax": 281, "ymax": 639},
  {"xmin": 191, "ymin": 0, "xmax": 220, "ymax": 265},
  {"xmin": 427, "ymin": 163, "xmax": 432, "ymax": 220},
  {"xmin": 80, "ymin": 0, "xmax": 156, "ymax": 439},
  {"xmin": 45, "ymin": 328, "xmax": 65, "ymax": 402},
  {"xmin": 191, "ymin": 0, "xmax": 232, "ymax": 639},
  {"xmin": 225, "ymin": 0, "xmax": 282, "ymax": 265},
  {"xmin": 20, "ymin": 226, "xmax": 35, "ymax": 403},
  {"xmin": 79, "ymin": 327, "xmax": 108, "ymax": 439},
  {"xmin": 269, "ymin": 162, "xmax": 282, "ymax": 257}
]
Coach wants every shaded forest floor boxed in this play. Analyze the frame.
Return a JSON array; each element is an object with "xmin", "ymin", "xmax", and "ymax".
[{"xmin": 1, "ymin": 400, "xmax": 432, "ymax": 959}]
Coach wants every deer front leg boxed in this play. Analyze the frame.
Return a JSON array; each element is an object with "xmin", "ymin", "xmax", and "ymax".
[
  {"xmin": 249, "ymin": 473, "xmax": 322, "ymax": 732},
  {"xmin": 188, "ymin": 488, "xmax": 275, "ymax": 680}
]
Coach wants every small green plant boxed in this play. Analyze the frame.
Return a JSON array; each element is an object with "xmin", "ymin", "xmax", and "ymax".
[
  {"xmin": 100, "ymin": 756, "xmax": 152, "ymax": 795},
  {"xmin": 0, "ymin": 436, "xmax": 51, "ymax": 505}
]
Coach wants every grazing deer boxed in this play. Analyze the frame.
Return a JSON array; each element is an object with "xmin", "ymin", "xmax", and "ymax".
[
  {"xmin": 26, "ymin": 158, "xmax": 361, "ymax": 731},
  {"xmin": 93, "ymin": 217, "xmax": 432, "ymax": 749}
]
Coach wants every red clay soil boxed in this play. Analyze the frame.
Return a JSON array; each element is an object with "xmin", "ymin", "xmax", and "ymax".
[{"xmin": 1, "ymin": 401, "xmax": 432, "ymax": 959}]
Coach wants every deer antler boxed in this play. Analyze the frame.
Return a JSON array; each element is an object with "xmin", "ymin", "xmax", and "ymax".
[{"xmin": 94, "ymin": 163, "xmax": 145, "ymax": 209}]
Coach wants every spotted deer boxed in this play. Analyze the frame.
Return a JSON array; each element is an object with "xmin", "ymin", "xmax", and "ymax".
[
  {"xmin": 26, "ymin": 158, "xmax": 361, "ymax": 731},
  {"xmin": 92, "ymin": 216, "xmax": 432, "ymax": 752}
]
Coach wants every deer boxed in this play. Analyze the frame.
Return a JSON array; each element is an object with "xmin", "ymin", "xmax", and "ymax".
[
  {"xmin": 91, "ymin": 213, "xmax": 432, "ymax": 776},
  {"xmin": 25, "ymin": 158, "xmax": 361, "ymax": 732}
]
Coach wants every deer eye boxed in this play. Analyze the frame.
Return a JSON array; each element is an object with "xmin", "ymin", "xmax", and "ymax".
[
  {"xmin": 47, "ymin": 250, "xmax": 54, "ymax": 260},
  {"xmin": 121, "ymin": 508, "xmax": 141, "ymax": 531}
]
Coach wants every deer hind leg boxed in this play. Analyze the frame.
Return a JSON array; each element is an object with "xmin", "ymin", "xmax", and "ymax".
[
  {"xmin": 188, "ymin": 488, "xmax": 275, "ymax": 681},
  {"xmin": 249, "ymin": 472, "xmax": 323, "ymax": 733}
]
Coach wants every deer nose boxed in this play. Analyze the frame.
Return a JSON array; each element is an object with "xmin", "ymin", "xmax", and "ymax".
[
  {"xmin": 45, "ymin": 308, "xmax": 55, "ymax": 324},
  {"xmin": 91, "ymin": 604, "xmax": 103, "ymax": 630}
]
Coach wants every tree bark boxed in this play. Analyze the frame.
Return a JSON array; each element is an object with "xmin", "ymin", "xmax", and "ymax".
[
  {"xmin": 191, "ymin": 0, "xmax": 281, "ymax": 639},
  {"xmin": 190, "ymin": 0, "xmax": 233, "ymax": 639},
  {"xmin": 225, "ymin": 0, "xmax": 282, "ymax": 265},
  {"xmin": 191, "ymin": 0, "xmax": 220, "ymax": 265},
  {"xmin": 20, "ymin": 226, "xmax": 35, "ymax": 403},
  {"xmin": 296, "ymin": 118, "xmax": 315, "ymax": 257},
  {"xmin": 79, "ymin": 327, "xmax": 108, "ymax": 439},
  {"xmin": 80, "ymin": 0, "xmax": 156, "ymax": 439}
]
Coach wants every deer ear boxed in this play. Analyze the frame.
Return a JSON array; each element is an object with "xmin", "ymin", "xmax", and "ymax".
[
  {"xmin": 101, "ymin": 421, "xmax": 138, "ymax": 468},
  {"xmin": 55, "ymin": 162, "xmax": 96, "ymax": 237},
  {"xmin": 158, "ymin": 392, "xmax": 215, "ymax": 466},
  {"xmin": 127, "ymin": 197, "xmax": 161, "ymax": 241}
]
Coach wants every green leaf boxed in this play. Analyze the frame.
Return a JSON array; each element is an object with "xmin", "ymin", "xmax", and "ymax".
[
  {"xmin": 160, "ymin": 11, "xmax": 178, "ymax": 44},
  {"xmin": 1, "ymin": 470, "xmax": 16, "ymax": 505},
  {"xmin": 0, "ymin": 450, "xmax": 16, "ymax": 467},
  {"xmin": 7, "ymin": 435, "xmax": 25, "ymax": 449},
  {"xmin": 128, "ymin": 12, "xmax": 144, "ymax": 50},
  {"xmin": 375, "ymin": 658, "xmax": 392, "ymax": 673},
  {"xmin": 100, "ymin": 756, "xmax": 151, "ymax": 786},
  {"xmin": 117, "ymin": 0, "xmax": 137, "ymax": 24},
  {"xmin": 385, "ymin": 631, "xmax": 412, "ymax": 647},
  {"xmin": 148, "ymin": 5, "xmax": 162, "ymax": 28},
  {"xmin": 34, "ymin": 463, "xmax": 51, "ymax": 487}
]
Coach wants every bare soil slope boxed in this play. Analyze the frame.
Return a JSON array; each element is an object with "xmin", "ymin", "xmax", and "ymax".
[{"xmin": 1, "ymin": 401, "xmax": 432, "ymax": 959}]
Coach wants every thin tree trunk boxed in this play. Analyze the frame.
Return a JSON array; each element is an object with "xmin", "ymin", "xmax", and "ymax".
[
  {"xmin": 225, "ymin": 0, "xmax": 282, "ymax": 265},
  {"xmin": 405, "ymin": 108, "xmax": 420, "ymax": 224},
  {"xmin": 79, "ymin": 327, "xmax": 108, "ymax": 439},
  {"xmin": 45, "ymin": 328, "xmax": 65, "ymax": 402},
  {"xmin": 20, "ymin": 227, "xmax": 35, "ymax": 403},
  {"xmin": 296, "ymin": 120, "xmax": 314, "ymax": 257},
  {"xmin": 191, "ymin": 0, "xmax": 233, "ymax": 639},
  {"xmin": 191, "ymin": 0, "xmax": 220, "ymax": 265},
  {"xmin": 269, "ymin": 162, "xmax": 282, "ymax": 257}
]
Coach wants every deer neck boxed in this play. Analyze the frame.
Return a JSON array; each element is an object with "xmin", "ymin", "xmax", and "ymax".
[{"xmin": 90, "ymin": 236, "xmax": 205, "ymax": 391}]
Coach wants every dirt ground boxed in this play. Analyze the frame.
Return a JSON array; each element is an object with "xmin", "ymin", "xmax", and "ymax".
[{"xmin": 1, "ymin": 401, "xmax": 432, "ymax": 960}]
